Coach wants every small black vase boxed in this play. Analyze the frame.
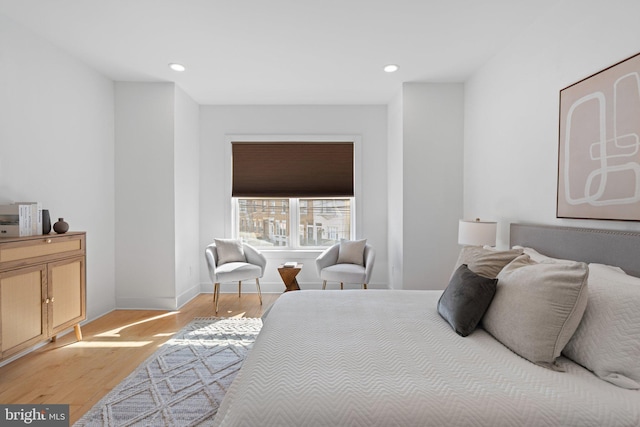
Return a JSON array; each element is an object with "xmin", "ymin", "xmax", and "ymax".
[
  {"xmin": 53, "ymin": 218, "xmax": 69, "ymax": 234},
  {"xmin": 42, "ymin": 209, "xmax": 51, "ymax": 234}
]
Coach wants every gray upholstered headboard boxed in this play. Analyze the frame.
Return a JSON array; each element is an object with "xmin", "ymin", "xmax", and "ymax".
[{"xmin": 510, "ymin": 223, "xmax": 640, "ymax": 278}]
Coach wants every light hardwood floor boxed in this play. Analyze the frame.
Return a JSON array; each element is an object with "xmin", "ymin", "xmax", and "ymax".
[{"xmin": 0, "ymin": 292, "xmax": 279, "ymax": 424}]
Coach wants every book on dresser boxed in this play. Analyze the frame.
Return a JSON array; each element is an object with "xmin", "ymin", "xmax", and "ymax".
[
  {"xmin": 0, "ymin": 202, "xmax": 43, "ymax": 236},
  {"xmin": 13, "ymin": 202, "xmax": 42, "ymax": 235}
]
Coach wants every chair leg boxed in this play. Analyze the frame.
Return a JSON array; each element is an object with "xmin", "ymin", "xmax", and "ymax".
[
  {"xmin": 340, "ymin": 282, "xmax": 344, "ymax": 290},
  {"xmin": 238, "ymin": 281, "xmax": 242, "ymax": 298},
  {"xmin": 256, "ymin": 278, "xmax": 262, "ymax": 305},
  {"xmin": 363, "ymin": 283, "xmax": 367, "ymax": 289},
  {"xmin": 214, "ymin": 283, "xmax": 220, "ymax": 314},
  {"xmin": 322, "ymin": 280, "xmax": 327, "ymax": 290}
]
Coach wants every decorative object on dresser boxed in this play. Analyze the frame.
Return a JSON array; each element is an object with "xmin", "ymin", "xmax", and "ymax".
[
  {"xmin": 53, "ymin": 217, "xmax": 69, "ymax": 234},
  {"xmin": 42, "ymin": 209, "xmax": 51, "ymax": 234},
  {"xmin": 0, "ymin": 205, "xmax": 19, "ymax": 237},
  {"xmin": 0, "ymin": 232, "xmax": 86, "ymax": 360}
]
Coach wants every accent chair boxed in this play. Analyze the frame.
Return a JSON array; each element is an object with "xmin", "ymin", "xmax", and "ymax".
[
  {"xmin": 315, "ymin": 240, "xmax": 375, "ymax": 290},
  {"xmin": 205, "ymin": 239, "xmax": 266, "ymax": 313}
]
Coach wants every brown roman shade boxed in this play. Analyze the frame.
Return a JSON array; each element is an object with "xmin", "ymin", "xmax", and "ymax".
[{"xmin": 232, "ymin": 142, "xmax": 354, "ymax": 197}]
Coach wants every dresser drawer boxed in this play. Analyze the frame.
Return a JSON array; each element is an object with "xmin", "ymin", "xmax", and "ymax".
[{"xmin": 0, "ymin": 233, "xmax": 85, "ymax": 270}]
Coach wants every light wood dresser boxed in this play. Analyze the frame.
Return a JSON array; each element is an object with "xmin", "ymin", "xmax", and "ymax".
[{"xmin": 0, "ymin": 232, "xmax": 86, "ymax": 360}]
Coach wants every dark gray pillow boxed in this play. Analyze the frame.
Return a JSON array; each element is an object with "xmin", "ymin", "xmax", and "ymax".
[{"xmin": 438, "ymin": 264, "xmax": 498, "ymax": 337}]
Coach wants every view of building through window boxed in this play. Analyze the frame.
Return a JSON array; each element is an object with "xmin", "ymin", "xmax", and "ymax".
[{"xmin": 237, "ymin": 198, "xmax": 351, "ymax": 248}]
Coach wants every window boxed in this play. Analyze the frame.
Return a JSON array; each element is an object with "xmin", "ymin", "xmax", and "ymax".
[
  {"xmin": 237, "ymin": 198, "xmax": 289, "ymax": 247},
  {"xmin": 298, "ymin": 199, "xmax": 350, "ymax": 247},
  {"xmin": 231, "ymin": 139, "xmax": 356, "ymax": 249},
  {"xmin": 235, "ymin": 198, "xmax": 352, "ymax": 249}
]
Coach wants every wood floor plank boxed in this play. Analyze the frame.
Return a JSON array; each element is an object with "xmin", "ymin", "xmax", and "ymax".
[{"xmin": 0, "ymin": 292, "xmax": 280, "ymax": 424}]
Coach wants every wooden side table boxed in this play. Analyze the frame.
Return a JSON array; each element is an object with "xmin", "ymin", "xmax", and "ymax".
[{"xmin": 278, "ymin": 263, "xmax": 302, "ymax": 292}]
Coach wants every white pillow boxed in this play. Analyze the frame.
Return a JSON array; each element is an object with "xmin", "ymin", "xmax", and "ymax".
[
  {"xmin": 562, "ymin": 263, "xmax": 640, "ymax": 389},
  {"xmin": 214, "ymin": 238, "xmax": 245, "ymax": 265},
  {"xmin": 337, "ymin": 239, "xmax": 367, "ymax": 266},
  {"xmin": 511, "ymin": 246, "xmax": 570, "ymax": 264},
  {"xmin": 453, "ymin": 246, "xmax": 523, "ymax": 279},
  {"xmin": 482, "ymin": 255, "xmax": 589, "ymax": 370}
]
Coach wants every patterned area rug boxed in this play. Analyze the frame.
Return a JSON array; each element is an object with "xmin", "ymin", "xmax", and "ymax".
[{"xmin": 74, "ymin": 317, "xmax": 262, "ymax": 427}]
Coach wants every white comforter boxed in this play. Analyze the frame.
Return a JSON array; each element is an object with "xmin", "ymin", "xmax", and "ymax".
[{"xmin": 213, "ymin": 290, "xmax": 640, "ymax": 427}]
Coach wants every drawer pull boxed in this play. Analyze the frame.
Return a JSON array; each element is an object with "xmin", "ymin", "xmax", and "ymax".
[
  {"xmin": 46, "ymin": 239, "xmax": 52, "ymax": 244},
  {"xmin": 50, "ymin": 297, "xmax": 55, "ymax": 303},
  {"xmin": 45, "ymin": 298, "xmax": 50, "ymax": 304}
]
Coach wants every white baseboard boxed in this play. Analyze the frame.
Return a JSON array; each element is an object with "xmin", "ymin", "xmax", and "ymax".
[
  {"xmin": 177, "ymin": 284, "xmax": 201, "ymax": 308},
  {"xmin": 115, "ymin": 296, "xmax": 179, "ymax": 310},
  {"xmin": 115, "ymin": 283, "xmax": 202, "ymax": 310}
]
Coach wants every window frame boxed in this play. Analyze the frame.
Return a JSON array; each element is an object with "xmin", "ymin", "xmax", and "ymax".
[{"xmin": 224, "ymin": 135, "xmax": 362, "ymax": 252}]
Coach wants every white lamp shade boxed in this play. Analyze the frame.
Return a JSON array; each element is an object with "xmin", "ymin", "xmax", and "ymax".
[{"xmin": 458, "ymin": 219, "xmax": 497, "ymax": 246}]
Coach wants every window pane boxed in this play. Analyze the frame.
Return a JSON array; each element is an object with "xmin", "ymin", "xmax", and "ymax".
[
  {"xmin": 299, "ymin": 199, "xmax": 351, "ymax": 247},
  {"xmin": 238, "ymin": 199, "xmax": 289, "ymax": 247}
]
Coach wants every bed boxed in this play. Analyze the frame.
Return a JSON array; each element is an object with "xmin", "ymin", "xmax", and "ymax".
[{"xmin": 213, "ymin": 224, "xmax": 640, "ymax": 426}]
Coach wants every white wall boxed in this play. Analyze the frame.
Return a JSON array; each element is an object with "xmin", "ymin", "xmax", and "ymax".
[
  {"xmin": 115, "ymin": 82, "xmax": 177, "ymax": 309},
  {"xmin": 387, "ymin": 92, "xmax": 403, "ymax": 289},
  {"xmin": 0, "ymin": 16, "xmax": 116, "ymax": 320},
  {"xmin": 199, "ymin": 105, "xmax": 388, "ymax": 292},
  {"xmin": 174, "ymin": 86, "xmax": 201, "ymax": 307},
  {"xmin": 465, "ymin": 0, "xmax": 640, "ymax": 247},
  {"xmin": 114, "ymin": 82, "xmax": 202, "ymax": 310},
  {"xmin": 401, "ymin": 83, "xmax": 464, "ymax": 290}
]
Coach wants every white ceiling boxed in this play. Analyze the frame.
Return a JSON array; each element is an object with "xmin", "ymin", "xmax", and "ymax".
[{"xmin": 0, "ymin": 0, "xmax": 561, "ymax": 105}]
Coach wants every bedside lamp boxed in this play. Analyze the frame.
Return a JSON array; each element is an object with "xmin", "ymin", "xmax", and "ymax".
[{"xmin": 458, "ymin": 218, "xmax": 497, "ymax": 246}]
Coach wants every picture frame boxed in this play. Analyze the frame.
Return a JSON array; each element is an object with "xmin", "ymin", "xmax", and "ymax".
[{"xmin": 557, "ymin": 52, "xmax": 640, "ymax": 221}]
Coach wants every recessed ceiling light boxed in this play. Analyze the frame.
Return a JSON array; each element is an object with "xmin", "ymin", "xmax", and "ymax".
[
  {"xmin": 383, "ymin": 64, "xmax": 399, "ymax": 73},
  {"xmin": 169, "ymin": 63, "xmax": 186, "ymax": 72}
]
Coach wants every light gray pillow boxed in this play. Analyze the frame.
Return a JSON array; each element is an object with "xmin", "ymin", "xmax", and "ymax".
[
  {"xmin": 337, "ymin": 239, "xmax": 367, "ymax": 266},
  {"xmin": 214, "ymin": 238, "xmax": 246, "ymax": 265},
  {"xmin": 511, "ymin": 246, "xmax": 572, "ymax": 264},
  {"xmin": 562, "ymin": 263, "xmax": 640, "ymax": 389},
  {"xmin": 482, "ymin": 255, "xmax": 589, "ymax": 370},
  {"xmin": 453, "ymin": 246, "xmax": 523, "ymax": 279}
]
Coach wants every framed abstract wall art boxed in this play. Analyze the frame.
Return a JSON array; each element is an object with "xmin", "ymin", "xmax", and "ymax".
[{"xmin": 557, "ymin": 52, "xmax": 640, "ymax": 221}]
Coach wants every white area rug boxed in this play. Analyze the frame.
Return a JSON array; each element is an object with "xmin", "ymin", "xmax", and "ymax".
[{"xmin": 74, "ymin": 317, "xmax": 262, "ymax": 427}]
